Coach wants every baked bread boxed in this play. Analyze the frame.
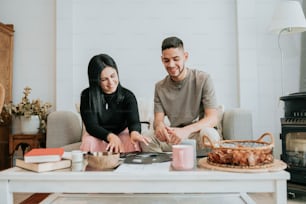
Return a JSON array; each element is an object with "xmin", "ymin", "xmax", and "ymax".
[{"xmin": 203, "ymin": 132, "xmax": 274, "ymax": 167}]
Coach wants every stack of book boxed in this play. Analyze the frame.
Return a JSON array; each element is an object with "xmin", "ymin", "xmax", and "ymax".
[{"xmin": 16, "ymin": 147, "xmax": 71, "ymax": 172}]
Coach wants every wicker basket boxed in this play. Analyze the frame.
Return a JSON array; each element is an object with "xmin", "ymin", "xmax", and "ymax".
[
  {"xmin": 203, "ymin": 132, "xmax": 274, "ymax": 167},
  {"xmin": 86, "ymin": 152, "xmax": 120, "ymax": 170}
]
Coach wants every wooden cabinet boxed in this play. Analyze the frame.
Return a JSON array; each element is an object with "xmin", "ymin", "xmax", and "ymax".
[
  {"xmin": 0, "ymin": 22, "xmax": 14, "ymax": 170},
  {"xmin": 9, "ymin": 133, "xmax": 45, "ymax": 166}
]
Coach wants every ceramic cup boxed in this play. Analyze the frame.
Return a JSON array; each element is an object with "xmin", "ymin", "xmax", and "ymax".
[
  {"xmin": 172, "ymin": 145, "xmax": 194, "ymax": 171},
  {"xmin": 71, "ymin": 161, "xmax": 83, "ymax": 172},
  {"xmin": 180, "ymin": 139, "xmax": 197, "ymax": 169},
  {"xmin": 71, "ymin": 150, "xmax": 83, "ymax": 163}
]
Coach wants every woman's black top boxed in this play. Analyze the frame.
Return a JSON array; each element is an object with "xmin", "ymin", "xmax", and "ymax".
[{"xmin": 80, "ymin": 87, "xmax": 141, "ymax": 142}]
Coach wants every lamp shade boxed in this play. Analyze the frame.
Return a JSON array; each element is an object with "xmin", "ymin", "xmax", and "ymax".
[{"xmin": 270, "ymin": 1, "xmax": 306, "ymax": 34}]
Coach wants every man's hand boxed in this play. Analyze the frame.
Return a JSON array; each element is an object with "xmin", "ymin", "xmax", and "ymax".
[
  {"xmin": 167, "ymin": 127, "xmax": 190, "ymax": 139},
  {"xmin": 155, "ymin": 124, "xmax": 170, "ymax": 142},
  {"xmin": 130, "ymin": 131, "xmax": 151, "ymax": 146},
  {"xmin": 165, "ymin": 127, "xmax": 181, "ymax": 144},
  {"xmin": 165, "ymin": 127, "xmax": 190, "ymax": 144}
]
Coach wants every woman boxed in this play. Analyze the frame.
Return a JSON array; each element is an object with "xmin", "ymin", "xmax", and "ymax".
[{"xmin": 80, "ymin": 54, "xmax": 150, "ymax": 153}]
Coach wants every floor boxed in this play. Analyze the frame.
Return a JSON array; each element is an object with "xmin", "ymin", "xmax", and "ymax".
[{"xmin": 14, "ymin": 192, "xmax": 306, "ymax": 204}]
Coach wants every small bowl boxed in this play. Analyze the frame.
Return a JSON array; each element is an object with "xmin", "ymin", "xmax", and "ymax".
[{"xmin": 86, "ymin": 152, "xmax": 120, "ymax": 170}]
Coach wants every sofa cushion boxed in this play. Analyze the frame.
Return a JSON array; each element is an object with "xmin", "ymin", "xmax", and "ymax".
[
  {"xmin": 222, "ymin": 108, "xmax": 253, "ymax": 140},
  {"xmin": 46, "ymin": 111, "xmax": 82, "ymax": 148},
  {"xmin": 62, "ymin": 142, "xmax": 82, "ymax": 151},
  {"xmin": 216, "ymin": 105, "xmax": 224, "ymax": 139},
  {"xmin": 75, "ymin": 103, "xmax": 87, "ymax": 135}
]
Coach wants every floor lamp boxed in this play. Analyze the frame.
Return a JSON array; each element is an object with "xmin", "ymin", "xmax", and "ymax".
[{"xmin": 269, "ymin": 1, "xmax": 306, "ymax": 96}]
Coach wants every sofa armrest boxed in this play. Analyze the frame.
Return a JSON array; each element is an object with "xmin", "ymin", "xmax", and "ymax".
[
  {"xmin": 222, "ymin": 108, "xmax": 253, "ymax": 140},
  {"xmin": 46, "ymin": 111, "xmax": 82, "ymax": 148}
]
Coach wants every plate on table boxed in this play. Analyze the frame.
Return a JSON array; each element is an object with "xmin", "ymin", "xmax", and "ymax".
[{"xmin": 123, "ymin": 152, "xmax": 172, "ymax": 164}]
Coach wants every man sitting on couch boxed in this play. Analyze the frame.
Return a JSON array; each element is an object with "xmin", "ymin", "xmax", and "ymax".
[{"xmin": 141, "ymin": 36, "xmax": 221, "ymax": 156}]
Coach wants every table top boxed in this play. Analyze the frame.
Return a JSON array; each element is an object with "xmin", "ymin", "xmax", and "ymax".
[
  {"xmin": 0, "ymin": 160, "xmax": 290, "ymax": 198},
  {"xmin": 0, "ymin": 160, "xmax": 290, "ymax": 181}
]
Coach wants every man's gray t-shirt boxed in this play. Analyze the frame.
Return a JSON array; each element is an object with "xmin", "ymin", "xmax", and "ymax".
[{"xmin": 154, "ymin": 68, "xmax": 217, "ymax": 127}]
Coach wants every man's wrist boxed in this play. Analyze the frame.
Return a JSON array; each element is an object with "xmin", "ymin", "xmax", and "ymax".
[{"xmin": 154, "ymin": 121, "xmax": 165, "ymax": 130}]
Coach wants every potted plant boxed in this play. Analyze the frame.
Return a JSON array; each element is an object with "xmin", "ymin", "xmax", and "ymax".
[{"xmin": 2, "ymin": 86, "xmax": 52, "ymax": 134}]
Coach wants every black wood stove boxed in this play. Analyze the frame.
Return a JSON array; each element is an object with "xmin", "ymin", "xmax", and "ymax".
[{"xmin": 280, "ymin": 92, "xmax": 306, "ymax": 195}]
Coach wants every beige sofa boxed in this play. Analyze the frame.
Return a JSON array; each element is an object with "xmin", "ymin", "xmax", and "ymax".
[{"xmin": 46, "ymin": 101, "xmax": 253, "ymax": 151}]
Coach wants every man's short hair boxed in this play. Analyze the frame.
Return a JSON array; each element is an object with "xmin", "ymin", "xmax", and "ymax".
[{"xmin": 161, "ymin": 36, "xmax": 184, "ymax": 51}]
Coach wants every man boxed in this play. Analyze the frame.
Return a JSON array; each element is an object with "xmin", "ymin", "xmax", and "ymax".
[{"xmin": 141, "ymin": 36, "xmax": 220, "ymax": 156}]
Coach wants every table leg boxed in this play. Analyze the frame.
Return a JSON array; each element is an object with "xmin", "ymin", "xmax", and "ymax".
[
  {"xmin": 273, "ymin": 180, "xmax": 287, "ymax": 204},
  {"xmin": 0, "ymin": 180, "xmax": 13, "ymax": 204}
]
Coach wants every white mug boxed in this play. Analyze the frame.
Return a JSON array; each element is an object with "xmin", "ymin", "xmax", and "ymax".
[
  {"xmin": 71, "ymin": 150, "xmax": 83, "ymax": 163},
  {"xmin": 71, "ymin": 162, "xmax": 83, "ymax": 172}
]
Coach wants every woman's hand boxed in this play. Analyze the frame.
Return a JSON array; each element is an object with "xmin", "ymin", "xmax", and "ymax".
[
  {"xmin": 130, "ymin": 131, "xmax": 151, "ymax": 146},
  {"xmin": 106, "ymin": 133, "xmax": 125, "ymax": 153}
]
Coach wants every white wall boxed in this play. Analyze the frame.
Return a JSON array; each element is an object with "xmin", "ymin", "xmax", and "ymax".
[
  {"xmin": 56, "ymin": 0, "xmax": 240, "ymax": 111},
  {"xmin": 0, "ymin": 0, "xmax": 55, "ymax": 108},
  {"xmin": 0, "ymin": 0, "xmax": 304, "ymax": 158}
]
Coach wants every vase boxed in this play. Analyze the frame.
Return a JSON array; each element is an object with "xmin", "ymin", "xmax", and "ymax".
[
  {"xmin": 12, "ymin": 116, "xmax": 22, "ymax": 134},
  {"xmin": 20, "ymin": 115, "xmax": 40, "ymax": 134}
]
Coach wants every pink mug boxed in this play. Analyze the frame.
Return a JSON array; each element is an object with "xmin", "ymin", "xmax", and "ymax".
[{"xmin": 172, "ymin": 145, "xmax": 194, "ymax": 170}]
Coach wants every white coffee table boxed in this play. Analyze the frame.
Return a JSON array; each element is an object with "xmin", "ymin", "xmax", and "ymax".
[
  {"xmin": 0, "ymin": 161, "xmax": 289, "ymax": 204},
  {"xmin": 41, "ymin": 192, "xmax": 255, "ymax": 204}
]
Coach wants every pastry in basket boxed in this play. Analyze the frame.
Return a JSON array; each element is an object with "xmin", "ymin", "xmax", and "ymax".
[
  {"xmin": 85, "ymin": 152, "xmax": 120, "ymax": 170},
  {"xmin": 202, "ymin": 132, "xmax": 274, "ymax": 168}
]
